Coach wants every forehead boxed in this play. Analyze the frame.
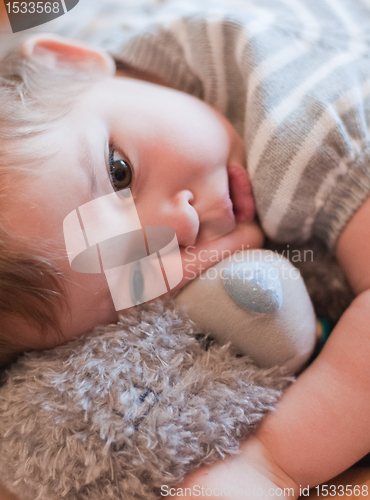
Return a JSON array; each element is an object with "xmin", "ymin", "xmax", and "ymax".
[
  {"xmin": 4, "ymin": 119, "xmax": 109, "ymax": 245},
  {"xmin": 4, "ymin": 77, "xmax": 126, "ymax": 244}
]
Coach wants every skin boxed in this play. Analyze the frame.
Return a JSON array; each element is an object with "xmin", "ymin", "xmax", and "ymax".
[{"xmin": 2, "ymin": 35, "xmax": 263, "ymax": 351}]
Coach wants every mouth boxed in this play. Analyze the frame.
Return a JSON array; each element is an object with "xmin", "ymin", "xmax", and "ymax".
[{"xmin": 227, "ymin": 165, "xmax": 256, "ymax": 223}]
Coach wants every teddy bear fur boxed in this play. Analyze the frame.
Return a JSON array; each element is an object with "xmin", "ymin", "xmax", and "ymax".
[
  {"xmin": 0, "ymin": 300, "xmax": 291, "ymax": 500},
  {"xmin": 0, "ymin": 239, "xmax": 354, "ymax": 500}
]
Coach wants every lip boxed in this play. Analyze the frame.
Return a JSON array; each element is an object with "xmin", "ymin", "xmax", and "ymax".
[{"xmin": 227, "ymin": 165, "xmax": 256, "ymax": 223}]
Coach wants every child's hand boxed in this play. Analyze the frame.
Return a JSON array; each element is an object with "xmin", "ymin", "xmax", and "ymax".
[
  {"xmin": 168, "ymin": 435, "xmax": 299, "ymax": 500},
  {"xmin": 176, "ymin": 220, "xmax": 264, "ymax": 291}
]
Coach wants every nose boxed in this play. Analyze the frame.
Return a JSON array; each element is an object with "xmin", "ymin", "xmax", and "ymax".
[{"xmin": 159, "ymin": 190, "xmax": 199, "ymax": 247}]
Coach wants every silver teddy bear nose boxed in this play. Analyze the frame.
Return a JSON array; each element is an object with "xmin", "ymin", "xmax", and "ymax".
[{"xmin": 221, "ymin": 261, "xmax": 283, "ymax": 314}]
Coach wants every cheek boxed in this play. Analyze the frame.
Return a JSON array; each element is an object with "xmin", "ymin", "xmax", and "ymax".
[
  {"xmin": 178, "ymin": 118, "xmax": 231, "ymax": 166},
  {"xmin": 140, "ymin": 96, "xmax": 232, "ymax": 166},
  {"xmin": 138, "ymin": 124, "xmax": 231, "ymax": 179},
  {"xmin": 59, "ymin": 270, "xmax": 118, "ymax": 340}
]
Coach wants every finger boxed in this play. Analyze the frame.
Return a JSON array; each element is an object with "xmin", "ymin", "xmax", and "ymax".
[{"xmin": 176, "ymin": 221, "xmax": 264, "ymax": 291}]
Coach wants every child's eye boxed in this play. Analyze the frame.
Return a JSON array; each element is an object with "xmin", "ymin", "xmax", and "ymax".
[{"xmin": 109, "ymin": 145, "xmax": 133, "ymax": 191}]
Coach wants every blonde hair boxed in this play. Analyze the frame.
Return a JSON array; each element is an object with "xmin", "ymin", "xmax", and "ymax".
[{"xmin": 0, "ymin": 45, "xmax": 103, "ymax": 362}]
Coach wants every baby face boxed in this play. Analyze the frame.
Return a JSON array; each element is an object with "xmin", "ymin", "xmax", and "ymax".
[{"xmin": 4, "ymin": 72, "xmax": 262, "ymax": 349}]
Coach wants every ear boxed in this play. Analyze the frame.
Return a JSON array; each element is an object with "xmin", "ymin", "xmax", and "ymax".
[{"xmin": 21, "ymin": 34, "xmax": 115, "ymax": 76}]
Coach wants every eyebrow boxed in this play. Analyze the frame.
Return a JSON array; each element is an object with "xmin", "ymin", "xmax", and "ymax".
[{"xmin": 78, "ymin": 134, "xmax": 99, "ymax": 198}]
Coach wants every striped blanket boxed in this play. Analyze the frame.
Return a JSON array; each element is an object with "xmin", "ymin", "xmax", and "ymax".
[{"xmin": 7, "ymin": 0, "xmax": 370, "ymax": 248}]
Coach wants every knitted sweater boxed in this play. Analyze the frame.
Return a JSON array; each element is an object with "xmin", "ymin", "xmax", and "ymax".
[{"xmin": 46, "ymin": 0, "xmax": 370, "ymax": 249}]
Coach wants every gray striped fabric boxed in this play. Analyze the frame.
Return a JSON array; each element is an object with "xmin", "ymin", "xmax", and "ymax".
[{"xmin": 48, "ymin": 0, "xmax": 370, "ymax": 249}]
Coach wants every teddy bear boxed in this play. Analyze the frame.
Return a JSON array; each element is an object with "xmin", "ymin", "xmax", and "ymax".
[
  {"xmin": 175, "ymin": 249, "xmax": 317, "ymax": 374},
  {"xmin": 0, "ymin": 250, "xmax": 316, "ymax": 500}
]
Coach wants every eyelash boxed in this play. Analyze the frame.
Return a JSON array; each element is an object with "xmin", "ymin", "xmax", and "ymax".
[{"xmin": 108, "ymin": 142, "xmax": 134, "ymax": 191}]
